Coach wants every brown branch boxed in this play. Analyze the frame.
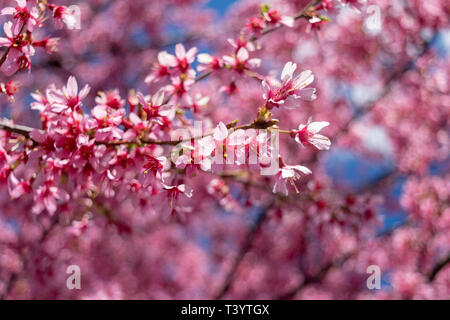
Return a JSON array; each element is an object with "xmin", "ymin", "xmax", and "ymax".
[
  {"xmin": 277, "ymin": 252, "xmax": 354, "ymax": 300},
  {"xmin": 0, "ymin": 22, "xmax": 27, "ymax": 69},
  {"xmin": 0, "ymin": 120, "xmax": 37, "ymax": 138},
  {"xmin": 214, "ymin": 201, "xmax": 275, "ymax": 299},
  {"xmin": 0, "ymin": 116, "xmax": 280, "ymax": 146},
  {"xmin": 0, "ymin": 215, "xmax": 59, "ymax": 300},
  {"xmin": 427, "ymin": 253, "xmax": 450, "ymax": 282},
  {"xmin": 0, "ymin": 46, "xmax": 11, "ymax": 68}
]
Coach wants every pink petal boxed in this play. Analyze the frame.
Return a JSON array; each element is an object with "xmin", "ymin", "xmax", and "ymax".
[
  {"xmin": 213, "ymin": 122, "xmax": 228, "ymax": 141},
  {"xmin": 65, "ymin": 76, "xmax": 78, "ymax": 97},
  {"xmin": 175, "ymin": 43, "xmax": 186, "ymax": 59}
]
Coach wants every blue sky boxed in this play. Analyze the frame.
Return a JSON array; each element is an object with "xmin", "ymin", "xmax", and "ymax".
[{"xmin": 207, "ymin": 0, "xmax": 237, "ymax": 14}]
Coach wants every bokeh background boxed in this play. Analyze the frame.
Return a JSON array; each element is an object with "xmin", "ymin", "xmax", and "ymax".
[{"xmin": 0, "ymin": 0, "xmax": 449, "ymax": 299}]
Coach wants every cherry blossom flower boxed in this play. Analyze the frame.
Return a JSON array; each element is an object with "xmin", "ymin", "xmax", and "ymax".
[
  {"xmin": 227, "ymin": 129, "xmax": 272, "ymax": 166},
  {"xmin": 182, "ymin": 93, "xmax": 210, "ymax": 113},
  {"xmin": 140, "ymin": 156, "xmax": 166, "ymax": 187},
  {"xmin": 262, "ymin": 9, "xmax": 295, "ymax": 27},
  {"xmin": 262, "ymin": 61, "xmax": 316, "ymax": 109},
  {"xmin": 292, "ymin": 118, "xmax": 331, "ymax": 150},
  {"xmin": 0, "ymin": 21, "xmax": 35, "ymax": 75},
  {"xmin": 166, "ymin": 75, "xmax": 196, "ymax": 98},
  {"xmin": 272, "ymin": 159, "xmax": 312, "ymax": 195},
  {"xmin": 162, "ymin": 183, "xmax": 193, "ymax": 209},
  {"xmin": 95, "ymin": 90, "xmax": 125, "ymax": 110},
  {"xmin": 174, "ymin": 142, "xmax": 213, "ymax": 174},
  {"xmin": 1, "ymin": 80, "xmax": 19, "ymax": 102},
  {"xmin": 306, "ymin": 16, "xmax": 329, "ymax": 33},
  {"xmin": 245, "ymin": 17, "xmax": 265, "ymax": 35},
  {"xmin": 48, "ymin": 4, "xmax": 81, "ymax": 30},
  {"xmin": 227, "ymin": 36, "xmax": 256, "ymax": 52},
  {"xmin": 47, "ymin": 76, "xmax": 90, "ymax": 112},
  {"xmin": 316, "ymin": 0, "xmax": 336, "ymax": 11},
  {"xmin": 136, "ymin": 90, "xmax": 174, "ymax": 122},
  {"xmin": 31, "ymin": 36, "xmax": 60, "ymax": 53},
  {"xmin": 146, "ymin": 43, "xmax": 197, "ymax": 81},
  {"xmin": 0, "ymin": 145, "xmax": 11, "ymax": 167},
  {"xmin": 144, "ymin": 51, "xmax": 178, "ymax": 83},
  {"xmin": 1, "ymin": 0, "xmax": 40, "ymax": 32},
  {"xmin": 32, "ymin": 181, "xmax": 70, "ymax": 215},
  {"xmin": 173, "ymin": 43, "xmax": 198, "ymax": 72},
  {"xmin": 68, "ymin": 215, "xmax": 90, "ymax": 236},
  {"xmin": 0, "ymin": 0, "xmax": 446, "ymax": 301},
  {"xmin": 219, "ymin": 81, "xmax": 238, "ymax": 95},
  {"xmin": 7, "ymin": 173, "xmax": 32, "ymax": 199},
  {"xmin": 223, "ymin": 47, "xmax": 261, "ymax": 73},
  {"xmin": 197, "ymin": 53, "xmax": 222, "ymax": 72}
]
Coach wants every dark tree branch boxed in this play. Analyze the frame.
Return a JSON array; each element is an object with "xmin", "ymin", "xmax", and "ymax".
[
  {"xmin": 277, "ymin": 252, "xmax": 354, "ymax": 300},
  {"xmin": 0, "ymin": 215, "xmax": 59, "ymax": 300},
  {"xmin": 427, "ymin": 253, "xmax": 450, "ymax": 282},
  {"xmin": 214, "ymin": 201, "xmax": 275, "ymax": 299}
]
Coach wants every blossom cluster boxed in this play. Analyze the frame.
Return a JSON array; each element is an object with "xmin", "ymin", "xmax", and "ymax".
[
  {"xmin": 0, "ymin": 0, "xmax": 448, "ymax": 300},
  {"xmin": 0, "ymin": 0, "xmax": 79, "ymax": 77}
]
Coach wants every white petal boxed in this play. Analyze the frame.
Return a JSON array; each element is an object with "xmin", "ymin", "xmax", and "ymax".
[
  {"xmin": 197, "ymin": 53, "xmax": 213, "ymax": 64},
  {"xmin": 227, "ymin": 129, "xmax": 245, "ymax": 146},
  {"xmin": 293, "ymin": 70, "xmax": 314, "ymax": 89},
  {"xmin": 294, "ymin": 88, "xmax": 317, "ymax": 101},
  {"xmin": 281, "ymin": 16, "xmax": 295, "ymax": 27},
  {"xmin": 281, "ymin": 61, "xmax": 296, "ymax": 83},
  {"xmin": 175, "ymin": 43, "xmax": 186, "ymax": 59},
  {"xmin": 308, "ymin": 121, "xmax": 329, "ymax": 133},
  {"xmin": 213, "ymin": 122, "xmax": 228, "ymax": 141},
  {"xmin": 292, "ymin": 165, "xmax": 312, "ymax": 175},
  {"xmin": 236, "ymin": 47, "xmax": 249, "ymax": 61},
  {"xmin": 309, "ymin": 135, "xmax": 331, "ymax": 150},
  {"xmin": 281, "ymin": 168, "xmax": 295, "ymax": 178}
]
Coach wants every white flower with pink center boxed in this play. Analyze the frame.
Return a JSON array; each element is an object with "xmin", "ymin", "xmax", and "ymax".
[
  {"xmin": 272, "ymin": 159, "xmax": 312, "ymax": 196},
  {"xmin": 293, "ymin": 117, "xmax": 331, "ymax": 150},
  {"xmin": 262, "ymin": 61, "xmax": 316, "ymax": 109}
]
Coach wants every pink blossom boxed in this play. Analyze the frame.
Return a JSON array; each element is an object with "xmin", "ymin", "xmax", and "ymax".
[
  {"xmin": 7, "ymin": 173, "xmax": 32, "ymax": 199},
  {"xmin": 197, "ymin": 53, "xmax": 223, "ymax": 72},
  {"xmin": 182, "ymin": 93, "xmax": 210, "ymax": 113},
  {"xmin": 47, "ymin": 76, "xmax": 90, "ymax": 112},
  {"xmin": 272, "ymin": 159, "xmax": 312, "ymax": 196},
  {"xmin": 95, "ymin": 90, "xmax": 125, "ymax": 110},
  {"xmin": 144, "ymin": 51, "xmax": 178, "ymax": 83},
  {"xmin": 140, "ymin": 156, "xmax": 166, "ymax": 187},
  {"xmin": 32, "ymin": 181, "xmax": 70, "ymax": 215},
  {"xmin": 262, "ymin": 61, "xmax": 316, "ymax": 109},
  {"xmin": 0, "ymin": 21, "xmax": 34, "ymax": 75},
  {"xmin": 292, "ymin": 118, "xmax": 331, "ymax": 150},
  {"xmin": 1, "ymin": 0, "xmax": 40, "ymax": 32},
  {"xmin": 173, "ymin": 43, "xmax": 198, "ymax": 72},
  {"xmin": 49, "ymin": 4, "xmax": 80, "ymax": 30},
  {"xmin": 263, "ymin": 9, "xmax": 295, "ymax": 27},
  {"xmin": 223, "ymin": 47, "xmax": 261, "ymax": 73}
]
